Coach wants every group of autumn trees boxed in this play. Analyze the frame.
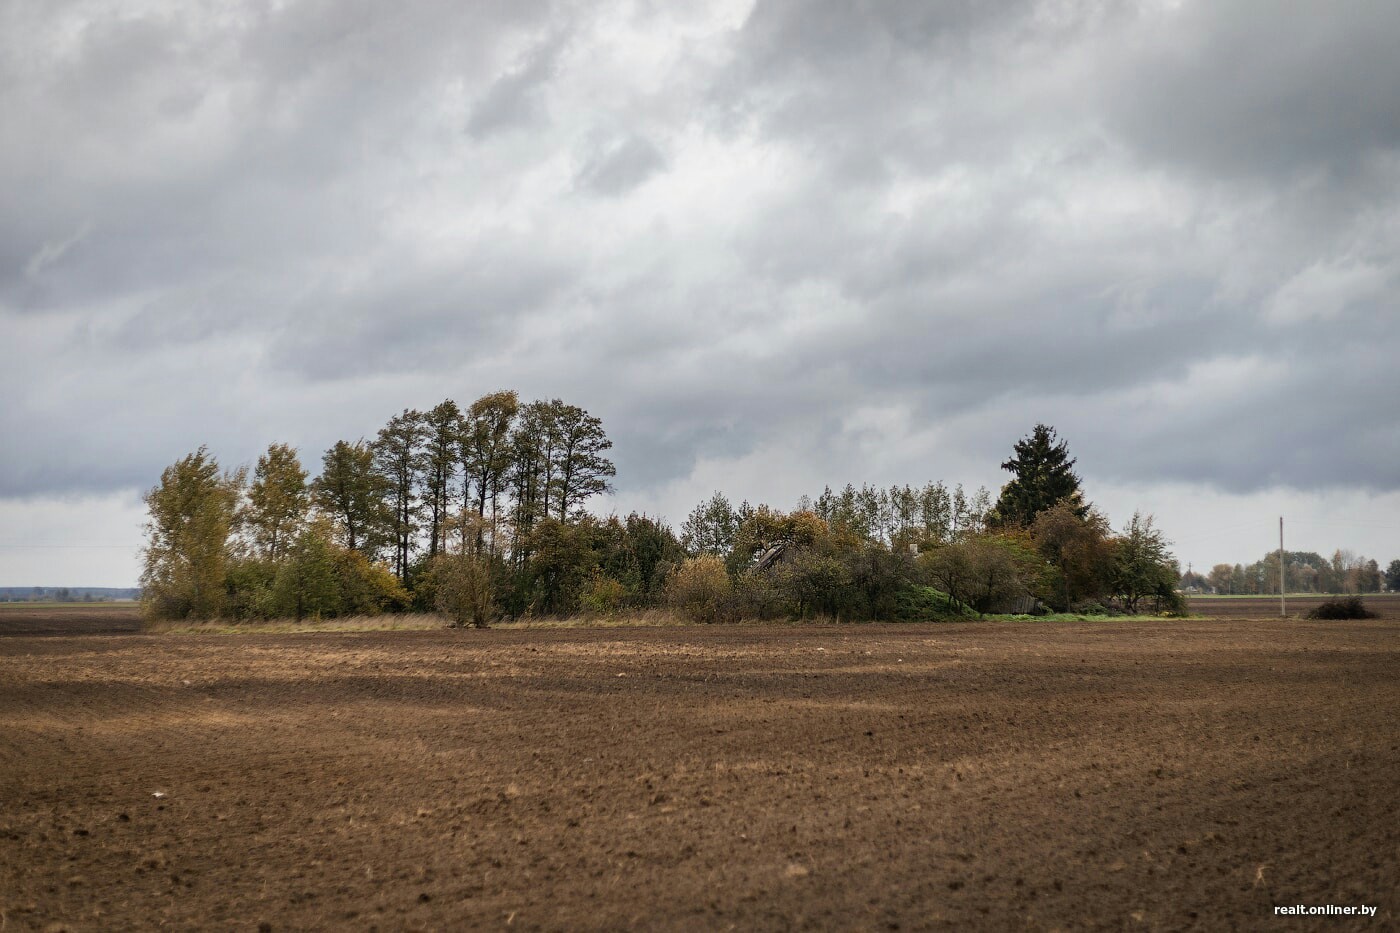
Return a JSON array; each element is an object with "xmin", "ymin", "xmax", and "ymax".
[
  {"xmin": 143, "ymin": 410, "xmax": 1185, "ymax": 623},
  {"xmin": 660, "ymin": 424, "xmax": 1183, "ymax": 623},
  {"xmin": 141, "ymin": 392, "xmax": 621, "ymax": 622}
]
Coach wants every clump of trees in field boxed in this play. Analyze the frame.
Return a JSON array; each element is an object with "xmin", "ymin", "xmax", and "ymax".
[
  {"xmin": 663, "ymin": 424, "xmax": 1183, "ymax": 621},
  {"xmin": 142, "ymin": 414, "xmax": 1185, "ymax": 624},
  {"xmin": 142, "ymin": 392, "xmax": 644, "ymax": 624}
]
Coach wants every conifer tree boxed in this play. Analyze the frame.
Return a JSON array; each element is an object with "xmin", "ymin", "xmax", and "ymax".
[
  {"xmin": 992, "ymin": 424, "xmax": 1085, "ymax": 527},
  {"xmin": 681, "ymin": 491, "xmax": 738, "ymax": 557}
]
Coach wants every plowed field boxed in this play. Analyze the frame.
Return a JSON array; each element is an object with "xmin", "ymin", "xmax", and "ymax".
[
  {"xmin": 1188, "ymin": 593, "xmax": 1400, "ymax": 620},
  {"xmin": 0, "ymin": 603, "xmax": 141, "ymax": 637},
  {"xmin": 2, "ymin": 618, "xmax": 1396, "ymax": 930}
]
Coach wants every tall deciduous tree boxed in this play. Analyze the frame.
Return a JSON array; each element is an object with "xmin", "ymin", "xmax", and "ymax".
[
  {"xmin": 246, "ymin": 442, "xmax": 309, "ymax": 561},
  {"xmin": 519, "ymin": 517, "xmax": 601, "ymax": 614},
  {"xmin": 374, "ymin": 409, "xmax": 426, "ymax": 582},
  {"xmin": 1208, "ymin": 563, "xmax": 1236, "ymax": 595},
  {"xmin": 1111, "ymin": 512, "xmax": 1179, "ymax": 613},
  {"xmin": 549, "ymin": 402, "xmax": 616, "ymax": 521},
  {"xmin": 1357, "ymin": 558, "xmax": 1382, "ymax": 594},
  {"xmin": 992, "ymin": 424, "xmax": 1085, "ymax": 528},
  {"xmin": 508, "ymin": 401, "xmax": 553, "ymax": 546},
  {"xmin": 1031, "ymin": 502, "xmax": 1112, "ymax": 610},
  {"xmin": 920, "ymin": 534, "xmax": 1037, "ymax": 616},
  {"xmin": 421, "ymin": 399, "xmax": 464, "ymax": 560},
  {"xmin": 611, "ymin": 512, "xmax": 685, "ymax": 599},
  {"xmin": 141, "ymin": 447, "xmax": 245, "ymax": 620},
  {"xmin": 461, "ymin": 390, "xmax": 519, "ymax": 552},
  {"xmin": 917, "ymin": 481, "xmax": 954, "ymax": 545},
  {"xmin": 312, "ymin": 440, "xmax": 390, "ymax": 556}
]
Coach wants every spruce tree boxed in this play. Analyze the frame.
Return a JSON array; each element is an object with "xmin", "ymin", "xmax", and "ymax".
[{"xmin": 992, "ymin": 424, "xmax": 1085, "ymax": 527}]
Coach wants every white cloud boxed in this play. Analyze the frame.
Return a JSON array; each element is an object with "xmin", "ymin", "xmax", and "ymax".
[{"xmin": 1265, "ymin": 259, "xmax": 1391, "ymax": 325}]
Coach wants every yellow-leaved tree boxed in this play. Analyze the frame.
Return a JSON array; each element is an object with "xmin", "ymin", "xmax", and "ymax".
[{"xmin": 141, "ymin": 447, "xmax": 245, "ymax": 620}]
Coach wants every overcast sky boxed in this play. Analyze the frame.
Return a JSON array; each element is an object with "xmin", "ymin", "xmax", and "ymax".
[{"xmin": 3, "ymin": 0, "xmax": 1399, "ymax": 587}]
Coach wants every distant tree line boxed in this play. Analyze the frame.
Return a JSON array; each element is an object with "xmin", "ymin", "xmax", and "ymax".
[
  {"xmin": 142, "ymin": 417, "xmax": 1187, "ymax": 624},
  {"xmin": 0, "ymin": 587, "xmax": 139, "ymax": 603},
  {"xmin": 1182, "ymin": 551, "xmax": 1397, "ymax": 596}
]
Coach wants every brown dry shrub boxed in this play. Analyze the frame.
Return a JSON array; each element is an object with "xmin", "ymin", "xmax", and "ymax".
[{"xmin": 432, "ymin": 552, "xmax": 494, "ymax": 628}]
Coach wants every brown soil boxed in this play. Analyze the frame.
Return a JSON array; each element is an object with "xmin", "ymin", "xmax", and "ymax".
[
  {"xmin": 2, "ymin": 617, "xmax": 1396, "ymax": 931},
  {"xmin": 0, "ymin": 604, "xmax": 142, "ymax": 637},
  {"xmin": 1189, "ymin": 593, "xmax": 1400, "ymax": 620}
]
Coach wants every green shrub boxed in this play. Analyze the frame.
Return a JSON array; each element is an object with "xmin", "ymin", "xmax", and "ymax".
[
  {"xmin": 893, "ymin": 585, "xmax": 967, "ymax": 621},
  {"xmin": 580, "ymin": 574, "xmax": 628, "ymax": 614},
  {"xmin": 225, "ymin": 557, "xmax": 279, "ymax": 620}
]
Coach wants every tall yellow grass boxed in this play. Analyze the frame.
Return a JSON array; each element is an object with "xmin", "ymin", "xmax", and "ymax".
[{"xmin": 141, "ymin": 613, "xmax": 450, "ymax": 635}]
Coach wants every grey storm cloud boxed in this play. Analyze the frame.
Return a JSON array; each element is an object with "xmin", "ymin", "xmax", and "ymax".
[
  {"xmin": 3, "ymin": 0, "xmax": 1399, "ymax": 513},
  {"xmin": 1101, "ymin": 0, "xmax": 1400, "ymax": 181},
  {"xmin": 575, "ymin": 134, "xmax": 667, "ymax": 196},
  {"xmin": 466, "ymin": 33, "xmax": 565, "ymax": 139}
]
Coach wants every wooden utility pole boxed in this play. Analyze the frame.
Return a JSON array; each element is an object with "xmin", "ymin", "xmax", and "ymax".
[{"xmin": 1279, "ymin": 516, "xmax": 1286, "ymax": 618}]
